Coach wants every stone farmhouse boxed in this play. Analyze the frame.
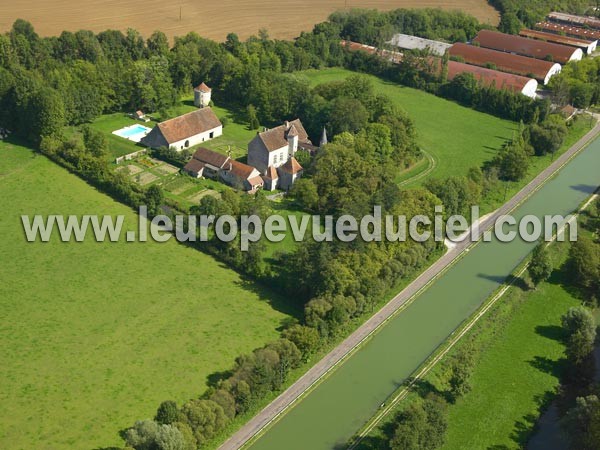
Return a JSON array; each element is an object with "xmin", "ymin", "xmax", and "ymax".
[
  {"xmin": 141, "ymin": 107, "xmax": 223, "ymax": 151},
  {"xmin": 247, "ymin": 119, "xmax": 315, "ymax": 191},
  {"xmin": 184, "ymin": 147, "xmax": 263, "ymax": 192}
]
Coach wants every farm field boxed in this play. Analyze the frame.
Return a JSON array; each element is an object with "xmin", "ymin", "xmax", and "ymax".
[
  {"xmin": 0, "ymin": 0, "xmax": 499, "ymax": 42},
  {"xmin": 0, "ymin": 140, "xmax": 296, "ymax": 450},
  {"xmin": 302, "ymin": 68, "xmax": 517, "ymax": 182}
]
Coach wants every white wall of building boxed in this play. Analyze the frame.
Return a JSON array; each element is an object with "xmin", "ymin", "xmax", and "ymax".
[{"xmin": 170, "ymin": 125, "xmax": 223, "ymax": 151}]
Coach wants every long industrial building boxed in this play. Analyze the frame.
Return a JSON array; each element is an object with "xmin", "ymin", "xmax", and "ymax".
[
  {"xmin": 519, "ymin": 29, "xmax": 597, "ymax": 54},
  {"xmin": 387, "ymin": 33, "xmax": 452, "ymax": 56},
  {"xmin": 449, "ymin": 42, "xmax": 561, "ymax": 85},
  {"xmin": 536, "ymin": 21, "xmax": 600, "ymax": 43},
  {"xmin": 446, "ymin": 60, "xmax": 538, "ymax": 98},
  {"xmin": 548, "ymin": 11, "xmax": 600, "ymax": 30},
  {"xmin": 473, "ymin": 30, "xmax": 584, "ymax": 64}
]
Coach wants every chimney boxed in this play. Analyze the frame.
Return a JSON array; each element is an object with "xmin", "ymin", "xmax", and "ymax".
[{"xmin": 284, "ymin": 121, "xmax": 290, "ymax": 129}]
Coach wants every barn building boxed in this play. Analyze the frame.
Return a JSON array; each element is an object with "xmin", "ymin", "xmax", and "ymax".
[
  {"xmin": 548, "ymin": 12, "xmax": 600, "ymax": 30},
  {"xmin": 446, "ymin": 60, "xmax": 539, "ymax": 98},
  {"xmin": 141, "ymin": 107, "xmax": 223, "ymax": 151},
  {"xmin": 519, "ymin": 29, "xmax": 597, "ymax": 55},
  {"xmin": 536, "ymin": 21, "xmax": 600, "ymax": 43},
  {"xmin": 473, "ymin": 30, "xmax": 584, "ymax": 64},
  {"xmin": 449, "ymin": 42, "xmax": 562, "ymax": 85},
  {"xmin": 387, "ymin": 33, "xmax": 452, "ymax": 56}
]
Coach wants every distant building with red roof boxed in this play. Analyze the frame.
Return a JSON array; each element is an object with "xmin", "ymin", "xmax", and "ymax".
[
  {"xmin": 473, "ymin": 30, "xmax": 584, "ymax": 64},
  {"xmin": 519, "ymin": 29, "xmax": 597, "ymax": 55},
  {"xmin": 449, "ymin": 42, "xmax": 561, "ymax": 85}
]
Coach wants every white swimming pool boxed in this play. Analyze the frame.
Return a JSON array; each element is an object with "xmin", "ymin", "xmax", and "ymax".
[{"xmin": 112, "ymin": 124, "xmax": 152, "ymax": 143}]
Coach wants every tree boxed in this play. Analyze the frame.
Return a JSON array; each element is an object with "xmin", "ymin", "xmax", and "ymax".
[
  {"xmin": 562, "ymin": 395, "xmax": 600, "ymax": 450},
  {"xmin": 290, "ymin": 178, "xmax": 319, "ymax": 211},
  {"xmin": 567, "ymin": 235, "xmax": 600, "ymax": 301},
  {"xmin": 145, "ymin": 185, "xmax": 164, "ymax": 217},
  {"xmin": 247, "ymin": 104, "xmax": 259, "ymax": 130},
  {"xmin": 528, "ymin": 242, "xmax": 553, "ymax": 287},
  {"xmin": 495, "ymin": 142, "xmax": 529, "ymax": 182},
  {"xmin": 155, "ymin": 400, "xmax": 179, "ymax": 425},
  {"xmin": 328, "ymin": 97, "xmax": 369, "ymax": 135},
  {"xmin": 389, "ymin": 396, "xmax": 448, "ymax": 450},
  {"xmin": 282, "ymin": 324, "xmax": 320, "ymax": 359},
  {"xmin": 562, "ymin": 306, "xmax": 597, "ymax": 384},
  {"xmin": 125, "ymin": 419, "xmax": 185, "ymax": 450},
  {"xmin": 181, "ymin": 399, "xmax": 229, "ymax": 445},
  {"xmin": 446, "ymin": 349, "xmax": 474, "ymax": 402},
  {"xmin": 82, "ymin": 125, "xmax": 108, "ymax": 158}
]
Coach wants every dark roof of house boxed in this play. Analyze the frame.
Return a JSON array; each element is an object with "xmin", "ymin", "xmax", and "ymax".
[
  {"xmin": 279, "ymin": 157, "xmax": 303, "ymax": 175},
  {"xmin": 256, "ymin": 119, "xmax": 312, "ymax": 152},
  {"xmin": 195, "ymin": 82, "xmax": 212, "ymax": 93},
  {"xmin": 226, "ymin": 160, "xmax": 258, "ymax": 180},
  {"xmin": 152, "ymin": 108, "xmax": 221, "ymax": 145},
  {"xmin": 519, "ymin": 29, "xmax": 594, "ymax": 49},
  {"xmin": 536, "ymin": 21, "xmax": 600, "ymax": 41},
  {"xmin": 184, "ymin": 159, "xmax": 205, "ymax": 173},
  {"xmin": 473, "ymin": 30, "xmax": 581, "ymax": 64},
  {"xmin": 548, "ymin": 12, "xmax": 600, "ymax": 30},
  {"xmin": 446, "ymin": 60, "xmax": 536, "ymax": 94},
  {"xmin": 192, "ymin": 147, "xmax": 230, "ymax": 169},
  {"xmin": 449, "ymin": 43, "xmax": 558, "ymax": 82}
]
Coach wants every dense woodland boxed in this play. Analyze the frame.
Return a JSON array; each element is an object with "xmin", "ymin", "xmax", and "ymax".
[{"xmin": 0, "ymin": 5, "xmax": 598, "ymax": 449}]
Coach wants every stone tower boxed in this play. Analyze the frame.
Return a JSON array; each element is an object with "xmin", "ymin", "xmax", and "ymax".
[{"xmin": 194, "ymin": 82, "xmax": 212, "ymax": 108}]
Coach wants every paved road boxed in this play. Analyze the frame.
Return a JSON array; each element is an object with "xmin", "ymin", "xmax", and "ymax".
[{"xmin": 218, "ymin": 119, "xmax": 600, "ymax": 450}]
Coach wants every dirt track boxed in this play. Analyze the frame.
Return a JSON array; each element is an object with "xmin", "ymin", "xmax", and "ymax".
[{"xmin": 0, "ymin": 0, "xmax": 499, "ymax": 42}]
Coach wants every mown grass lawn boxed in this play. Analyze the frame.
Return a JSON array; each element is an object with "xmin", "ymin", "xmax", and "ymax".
[
  {"xmin": 0, "ymin": 139, "xmax": 296, "ymax": 450},
  {"xmin": 300, "ymin": 68, "xmax": 518, "ymax": 182}
]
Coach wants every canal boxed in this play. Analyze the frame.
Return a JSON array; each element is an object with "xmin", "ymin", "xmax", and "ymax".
[{"xmin": 249, "ymin": 137, "xmax": 600, "ymax": 450}]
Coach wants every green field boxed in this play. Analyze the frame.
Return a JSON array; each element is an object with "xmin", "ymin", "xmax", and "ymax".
[
  {"xmin": 301, "ymin": 68, "xmax": 518, "ymax": 182},
  {"xmin": 0, "ymin": 140, "xmax": 295, "ymax": 450},
  {"xmin": 437, "ymin": 241, "xmax": 579, "ymax": 449}
]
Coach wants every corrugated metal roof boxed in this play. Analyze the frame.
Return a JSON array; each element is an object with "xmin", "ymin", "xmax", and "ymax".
[
  {"xmin": 548, "ymin": 12, "xmax": 600, "ymax": 30},
  {"xmin": 387, "ymin": 33, "xmax": 452, "ymax": 56},
  {"xmin": 536, "ymin": 21, "xmax": 600, "ymax": 41},
  {"xmin": 446, "ymin": 60, "xmax": 537, "ymax": 96},
  {"xmin": 473, "ymin": 30, "xmax": 582, "ymax": 64},
  {"xmin": 449, "ymin": 42, "xmax": 558, "ymax": 82},
  {"xmin": 519, "ymin": 29, "xmax": 594, "ymax": 49}
]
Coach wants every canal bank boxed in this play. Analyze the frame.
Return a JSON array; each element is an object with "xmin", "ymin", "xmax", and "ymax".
[{"xmin": 231, "ymin": 133, "xmax": 600, "ymax": 450}]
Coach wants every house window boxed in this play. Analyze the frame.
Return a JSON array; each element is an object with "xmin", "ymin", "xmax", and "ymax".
[
  {"xmin": 209, "ymin": 132, "xmax": 214, "ymax": 139},
  {"xmin": 185, "ymin": 140, "xmax": 190, "ymax": 148},
  {"xmin": 274, "ymin": 154, "xmax": 278, "ymax": 164},
  {"xmin": 281, "ymin": 152, "xmax": 285, "ymax": 161}
]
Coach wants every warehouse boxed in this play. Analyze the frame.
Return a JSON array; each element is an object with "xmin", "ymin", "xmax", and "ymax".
[
  {"xmin": 387, "ymin": 33, "xmax": 452, "ymax": 56},
  {"xmin": 536, "ymin": 21, "xmax": 600, "ymax": 44},
  {"xmin": 473, "ymin": 30, "xmax": 584, "ymax": 64},
  {"xmin": 446, "ymin": 60, "xmax": 539, "ymax": 98},
  {"xmin": 519, "ymin": 29, "xmax": 597, "ymax": 54},
  {"xmin": 548, "ymin": 11, "xmax": 600, "ymax": 30},
  {"xmin": 449, "ymin": 42, "xmax": 561, "ymax": 85}
]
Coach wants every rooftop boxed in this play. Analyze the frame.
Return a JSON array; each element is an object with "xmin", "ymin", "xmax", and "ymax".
[
  {"xmin": 387, "ymin": 33, "xmax": 452, "ymax": 56},
  {"xmin": 548, "ymin": 11, "xmax": 600, "ymax": 30},
  {"xmin": 156, "ymin": 108, "xmax": 222, "ymax": 144},
  {"xmin": 536, "ymin": 21, "xmax": 600, "ymax": 41},
  {"xmin": 192, "ymin": 147, "xmax": 230, "ymax": 169},
  {"xmin": 519, "ymin": 29, "xmax": 596, "ymax": 49},
  {"xmin": 449, "ymin": 42, "xmax": 560, "ymax": 83},
  {"xmin": 257, "ymin": 119, "xmax": 312, "ymax": 152},
  {"xmin": 446, "ymin": 60, "xmax": 538, "ymax": 95},
  {"xmin": 473, "ymin": 29, "xmax": 582, "ymax": 64}
]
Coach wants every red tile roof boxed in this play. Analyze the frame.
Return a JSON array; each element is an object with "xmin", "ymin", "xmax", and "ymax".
[
  {"xmin": 184, "ymin": 159, "xmax": 205, "ymax": 174},
  {"xmin": 257, "ymin": 119, "xmax": 311, "ymax": 152},
  {"xmin": 227, "ymin": 160, "xmax": 258, "ymax": 180},
  {"xmin": 449, "ymin": 43, "xmax": 558, "ymax": 82},
  {"xmin": 192, "ymin": 147, "xmax": 230, "ymax": 169},
  {"xmin": 473, "ymin": 30, "xmax": 581, "ymax": 64},
  {"xmin": 264, "ymin": 166, "xmax": 279, "ymax": 180},
  {"xmin": 155, "ymin": 108, "xmax": 221, "ymax": 144},
  {"xmin": 280, "ymin": 157, "xmax": 303, "ymax": 175},
  {"xmin": 548, "ymin": 12, "xmax": 600, "ymax": 30},
  {"xmin": 195, "ymin": 82, "xmax": 212, "ymax": 93}
]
